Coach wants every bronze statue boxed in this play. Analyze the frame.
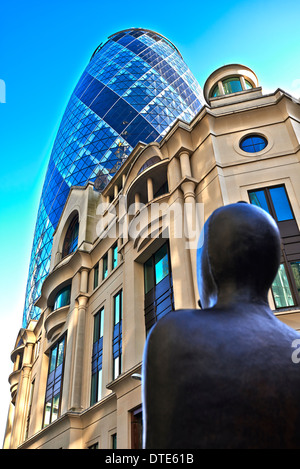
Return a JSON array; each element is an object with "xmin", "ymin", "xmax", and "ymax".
[{"xmin": 142, "ymin": 202, "xmax": 300, "ymax": 449}]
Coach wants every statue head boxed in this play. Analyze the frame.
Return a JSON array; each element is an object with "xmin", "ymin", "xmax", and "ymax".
[{"xmin": 197, "ymin": 202, "xmax": 281, "ymax": 308}]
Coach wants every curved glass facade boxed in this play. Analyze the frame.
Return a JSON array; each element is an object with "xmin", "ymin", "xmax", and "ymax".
[{"xmin": 22, "ymin": 28, "xmax": 204, "ymax": 327}]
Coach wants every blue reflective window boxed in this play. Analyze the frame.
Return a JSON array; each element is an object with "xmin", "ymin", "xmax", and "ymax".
[
  {"xmin": 249, "ymin": 185, "xmax": 294, "ymax": 222},
  {"xmin": 240, "ymin": 135, "xmax": 267, "ymax": 153},
  {"xmin": 269, "ymin": 186, "xmax": 293, "ymax": 221},
  {"xmin": 53, "ymin": 285, "xmax": 71, "ymax": 311},
  {"xmin": 223, "ymin": 77, "xmax": 243, "ymax": 94},
  {"xmin": 62, "ymin": 215, "xmax": 79, "ymax": 257},
  {"xmin": 248, "ymin": 189, "xmax": 270, "ymax": 214}
]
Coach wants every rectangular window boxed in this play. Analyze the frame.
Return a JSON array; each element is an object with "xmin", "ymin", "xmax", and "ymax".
[
  {"xmin": 91, "ymin": 308, "xmax": 104, "ymax": 406},
  {"xmin": 112, "ymin": 243, "xmax": 118, "ymax": 269},
  {"xmin": 88, "ymin": 443, "xmax": 99, "ymax": 449},
  {"xmin": 271, "ymin": 264, "xmax": 295, "ymax": 308},
  {"xmin": 248, "ymin": 185, "xmax": 294, "ymax": 223},
  {"xmin": 144, "ymin": 243, "xmax": 174, "ymax": 334},
  {"xmin": 111, "ymin": 433, "xmax": 117, "ymax": 449},
  {"xmin": 43, "ymin": 336, "xmax": 66, "ymax": 427},
  {"xmin": 113, "ymin": 290, "xmax": 122, "ymax": 380},
  {"xmin": 93, "ymin": 262, "xmax": 99, "ymax": 289},
  {"xmin": 249, "ymin": 184, "xmax": 300, "ymax": 309},
  {"xmin": 103, "ymin": 254, "xmax": 108, "ymax": 280}
]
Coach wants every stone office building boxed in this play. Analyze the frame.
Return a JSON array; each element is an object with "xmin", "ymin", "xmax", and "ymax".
[{"xmin": 3, "ymin": 63, "xmax": 300, "ymax": 449}]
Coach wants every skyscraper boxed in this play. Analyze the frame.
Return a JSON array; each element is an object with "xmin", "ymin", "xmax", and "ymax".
[{"xmin": 22, "ymin": 28, "xmax": 204, "ymax": 327}]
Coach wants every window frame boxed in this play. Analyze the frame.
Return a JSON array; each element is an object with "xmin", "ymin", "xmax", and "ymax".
[
  {"xmin": 43, "ymin": 335, "xmax": 66, "ymax": 427},
  {"xmin": 240, "ymin": 134, "xmax": 268, "ymax": 154},
  {"xmin": 248, "ymin": 184, "xmax": 300, "ymax": 309},
  {"xmin": 90, "ymin": 307, "xmax": 104, "ymax": 406},
  {"xmin": 112, "ymin": 243, "xmax": 118, "ymax": 270},
  {"xmin": 112, "ymin": 290, "xmax": 123, "ymax": 380},
  {"xmin": 53, "ymin": 285, "xmax": 71, "ymax": 311},
  {"xmin": 62, "ymin": 215, "xmax": 79, "ymax": 258}
]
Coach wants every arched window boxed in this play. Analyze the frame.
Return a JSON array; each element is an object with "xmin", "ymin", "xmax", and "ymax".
[
  {"xmin": 62, "ymin": 215, "xmax": 79, "ymax": 258},
  {"xmin": 211, "ymin": 76, "xmax": 254, "ymax": 98},
  {"xmin": 138, "ymin": 156, "xmax": 161, "ymax": 175}
]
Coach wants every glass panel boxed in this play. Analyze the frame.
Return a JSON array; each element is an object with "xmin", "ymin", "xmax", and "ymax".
[
  {"xmin": 49, "ymin": 346, "xmax": 58, "ymax": 373},
  {"xmin": 54, "ymin": 286, "xmax": 71, "ymax": 310},
  {"xmin": 112, "ymin": 244, "xmax": 118, "ymax": 269},
  {"xmin": 57, "ymin": 339, "xmax": 65, "ymax": 368},
  {"xmin": 211, "ymin": 84, "xmax": 220, "ymax": 97},
  {"xmin": 94, "ymin": 263, "xmax": 99, "ymax": 289},
  {"xmin": 154, "ymin": 244, "xmax": 169, "ymax": 284},
  {"xmin": 249, "ymin": 190, "xmax": 270, "ymax": 214},
  {"xmin": 240, "ymin": 135, "xmax": 267, "ymax": 153},
  {"xmin": 103, "ymin": 255, "xmax": 108, "ymax": 279},
  {"xmin": 93, "ymin": 312, "xmax": 100, "ymax": 343},
  {"xmin": 97, "ymin": 369, "xmax": 102, "ymax": 401},
  {"xmin": 114, "ymin": 292, "xmax": 122, "ymax": 324},
  {"xmin": 100, "ymin": 309, "xmax": 104, "ymax": 338},
  {"xmin": 222, "ymin": 77, "xmax": 243, "ymax": 95},
  {"xmin": 69, "ymin": 221, "xmax": 79, "ymax": 253},
  {"xmin": 291, "ymin": 261, "xmax": 300, "ymax": 296},
  {"xmin": 144, "ymin": 257, "xmax": 154, "ymax": 293},
  {"xmin": 269, "ymin": 186, "xmax": 294, "ymax": 221},
  {"xmin": 112, "ymin": 433, "xmax": 117, "ymax": 449},
  {"xmin": 272, "ymin": 264, "xmax": 295, "ymax": 308},
  {"xmin": 51, "ymin": 395, "xmax": 60, "ymax": 422},
  {"xmin": 113, "ymin": 356, "xmax": 119, "ymax": 379},
  {"xmin": 91, "ymin": 373, "xmax": 97, "ymax": 406},
  {"xmin": 245, "ymin": 79, "xmax": 253, "ymax": 90},
  {"xmin": 44, "ymin": 401, "xmax": 51, "ymax": 427}
]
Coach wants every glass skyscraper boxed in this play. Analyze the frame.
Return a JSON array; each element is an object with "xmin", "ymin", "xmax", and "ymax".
[{"xmin": 22, "ymin": 28, "xmax": 204, "ymax": 327}]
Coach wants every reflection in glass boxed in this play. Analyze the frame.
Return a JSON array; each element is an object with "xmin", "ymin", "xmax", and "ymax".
[
  {"xmin": 52, "ymin": 395, "xmax": 60, "ymax": 422},
  {"xmin": 44, "ymin": 402, "xmax": 51, "ymax": 427},
  {"xmin": 49, "ymin": 347, "xmax": 57, "ymax": 373},
  {"xmin": 211, "ymin": 83, "xmax": 220, "ymax": 97},
  {"xmin": 269, "ymin": 186, "xmax": 293, "ymax": 221},
  {"xmin": 245, "ymin": 79, "xmax": 253, "ymax": 90},
  {"xmin": 154, "ymin": 244, "xmax": 169, "ymax": 284},
  {"xmin": 112, "ymin": 244, "xmax": 118, "ymax": 269},
  {"xmin": 240, "ymin": 135, "xmax": 267, "ymax": 153},
  {"xmin": 103, "ymin": 254, "xmax": 108, "ymax": 279},
  {"xmin": 272, "ymin": 264, "xmax": 294, "ymax": 308},
  {"xmin": 291, "ymin": 261, "xmax": 300, "ymax": 296},
  {"xmin": 248, "ymin": 189, "xmax": 270, "ymax": 214},
  {"xmin": 53, "ymin": 286, "xmax": 71, "ymax": 310},
  {"xmin": 223, "ymin": 77, "xmax": 243, "ymax": 94},
  {"xmin": 144, "ymin": 257, "xmax": 154, "ymax": 294}
]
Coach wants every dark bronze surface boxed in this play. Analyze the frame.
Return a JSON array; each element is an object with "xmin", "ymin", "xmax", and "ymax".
[{"xmin": 142, "ymin": 203, "xmax": 300, "ymax": 449}]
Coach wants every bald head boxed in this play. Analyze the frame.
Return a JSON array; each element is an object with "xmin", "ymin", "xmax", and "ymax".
[{"xmin": 197, "ymin": 203, "xmax": 281, "ymax": 308}]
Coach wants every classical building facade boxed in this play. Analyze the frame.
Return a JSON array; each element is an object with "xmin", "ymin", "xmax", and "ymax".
[{"xmin": 4, "ymin": 64, "xmax": 300, "ymax": 449}]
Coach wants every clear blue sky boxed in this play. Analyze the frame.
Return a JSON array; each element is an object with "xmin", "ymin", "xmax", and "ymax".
[{"xmin": 1, "ymin": 0, "xmax": 300, "ymax": 445}]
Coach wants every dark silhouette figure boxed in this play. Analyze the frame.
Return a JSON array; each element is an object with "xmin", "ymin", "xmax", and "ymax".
[{"xmin": 142, "ymin": 203, "xmax": 300, "ymax": 449}]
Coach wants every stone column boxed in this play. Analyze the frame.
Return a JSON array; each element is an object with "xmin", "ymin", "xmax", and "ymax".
[
  {"xmin": 70, "ymin": 268, "xmax": 89, "ymax": 411},
  {"xmin": 135, "ymin": 193, "xmax": 140, "ymax": 213},
  {"xmin": 11, "ymin": 338, "xmax": 35, "ymax": 448},
  {"xmin": 167, "ymin": 157, "xmax": 181, "ymax": 191},
  {"xmin": 147, "ymin": 177, "xmax": 153, "ymax": 202},
  {"xmin": 181, "ymin": 180, "xmax": 200, "ymax": 305},
  {"xmin": 179, "ymin": 150, "xmax": 191, "ymax": 178}
]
